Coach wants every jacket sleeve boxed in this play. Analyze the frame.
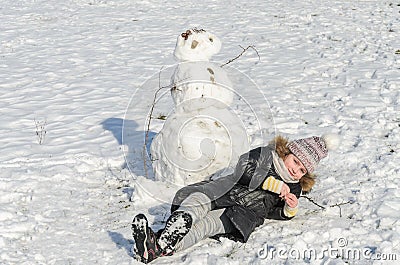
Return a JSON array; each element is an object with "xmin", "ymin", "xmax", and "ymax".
[
  {"xmin": 266, "ymin": 206, "xmax": 294, "ymax": 220},
  {"xmin": 266, "ymin": 183, "xmax": 302, "ymax": 220},
  {"xmin": 232, "ymin": 146, "xmax": 273, "ymax": 191}
]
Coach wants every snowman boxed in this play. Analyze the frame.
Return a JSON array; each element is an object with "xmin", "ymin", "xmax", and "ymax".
[
  {"xmin": 171, "ymin": 29, "xmax": 234, "ymax": 110},
  {"xmin": 150, "ymin": 29, "xmax": 249, "ymax": 186}
]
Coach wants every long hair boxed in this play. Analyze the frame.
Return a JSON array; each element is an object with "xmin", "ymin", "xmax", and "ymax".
[{"xmin": 270, "ymin": 135, "xmax": 315, "ymax": 193}]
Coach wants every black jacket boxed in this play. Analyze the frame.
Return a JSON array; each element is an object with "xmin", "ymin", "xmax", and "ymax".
[{"xmin": 171, "ymin": 146, "xmax": 302, "ymax": 242}]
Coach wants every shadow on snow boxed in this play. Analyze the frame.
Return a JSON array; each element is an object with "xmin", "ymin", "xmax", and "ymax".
[
  {"xmin": 101, "ymin": 117, "xmax": 157, "ymax": 179},
  {"xmin": 107, "ymin": 231, "xmax": 135, "ymax": 258}
]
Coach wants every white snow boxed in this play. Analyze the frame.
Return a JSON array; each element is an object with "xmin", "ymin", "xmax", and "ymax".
[{"xmin": 1, "ymin": 0, "xmax": 399, "ymax": 264}]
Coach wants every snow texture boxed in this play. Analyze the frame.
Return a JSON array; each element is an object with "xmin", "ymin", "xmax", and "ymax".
[{"xmin": 0, "ymin": 0, "xmax": 399, "ymax": 264}]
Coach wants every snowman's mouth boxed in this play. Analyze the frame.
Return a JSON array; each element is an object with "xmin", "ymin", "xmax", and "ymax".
[{"xmin": 191, "ymin": 40, "xmax": 199, "ymax": 49}]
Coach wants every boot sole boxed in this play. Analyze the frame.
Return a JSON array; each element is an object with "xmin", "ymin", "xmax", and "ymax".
[
  {"xmin": 132, "ymin": 214, "xmax": 149, "ymax": 263},
  {"xmin": 158, "ymin": 212, "xmax": 192, "ymax": 254}
]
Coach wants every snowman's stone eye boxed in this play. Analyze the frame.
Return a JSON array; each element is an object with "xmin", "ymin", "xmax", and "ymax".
[{"xmin": 209, "ymin": 38, "xmax": 213, "ymax": 42}]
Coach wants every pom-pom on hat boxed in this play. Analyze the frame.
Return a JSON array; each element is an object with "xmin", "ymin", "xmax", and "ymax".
[{"xmin": 288, "ymin": 134, "xmax": 339, "ymax": 173}]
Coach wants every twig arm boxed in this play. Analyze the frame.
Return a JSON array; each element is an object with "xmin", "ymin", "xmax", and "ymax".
[{"xmin": 220, "ymin": 45, "xmax": 260, "ymax": 67}]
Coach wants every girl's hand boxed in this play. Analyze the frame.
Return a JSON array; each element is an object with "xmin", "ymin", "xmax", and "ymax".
[
  {"xmin": 284, "ymin": 193, "xmax": 298, "ymax": 208},
  {"xmin": 280, "ymin": 183, "xmax": 290, "ymax": 198}
]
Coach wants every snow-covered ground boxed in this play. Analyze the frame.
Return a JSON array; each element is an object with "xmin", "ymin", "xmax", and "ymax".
[{"xmin": 1, "ymin": 0, "xmax": 399, "ymax": 264}]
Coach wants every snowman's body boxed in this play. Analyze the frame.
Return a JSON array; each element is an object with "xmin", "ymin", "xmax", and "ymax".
[
  {"xmin": 150, "ymin": 29, "xmax": 247, "ymax": 186},
  {"xmin": 171, "ymin": 61, "xmax": 234, "ymax": 111}
]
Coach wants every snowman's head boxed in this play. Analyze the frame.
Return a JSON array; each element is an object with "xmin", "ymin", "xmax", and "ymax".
[{"xmin": 174, "ymin": 29, "xmax": 221, "ymax": 62}]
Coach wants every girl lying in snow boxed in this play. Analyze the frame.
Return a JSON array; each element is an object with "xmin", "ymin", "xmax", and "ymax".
[{"xmin": 131, "ymin": 134, "xmax": 339, "ymax": 263}]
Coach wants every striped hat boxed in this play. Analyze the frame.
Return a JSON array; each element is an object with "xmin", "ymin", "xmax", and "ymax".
[{"xmin": 288, "ymin": 134, "xmax": 339, "ymax": 173}]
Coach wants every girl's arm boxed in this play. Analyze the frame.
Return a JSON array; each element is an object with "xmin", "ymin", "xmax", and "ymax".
[
  {"xmin": 267, "ymin": 204, "xmax": 297, "ymax": 220},
  {"xmin": 267, "ymin": 184, "xmax": 302, "ymax": 220},
  {"xmin": 232, "ymin": 146, "xmax": 273, "ymax": 190}
]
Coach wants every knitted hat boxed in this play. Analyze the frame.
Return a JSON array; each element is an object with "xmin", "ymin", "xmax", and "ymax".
[{"xmin": 287, "ymin": 134, "xmax": 339, "ymax": 173}]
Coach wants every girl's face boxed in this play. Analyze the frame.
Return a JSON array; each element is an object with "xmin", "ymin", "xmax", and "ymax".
[{"xmin": 284, "ymin": 154, "xmax": 307, "ymax": 180}]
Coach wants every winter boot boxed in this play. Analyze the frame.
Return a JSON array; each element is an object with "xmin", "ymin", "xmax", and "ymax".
[
  {"xmin": 158, "ymin": 211, "xmax": 192, "ymax": 255},
  {"xmin": 131, "ymin": 214, "xmax": 162, "ymax": 264}
]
